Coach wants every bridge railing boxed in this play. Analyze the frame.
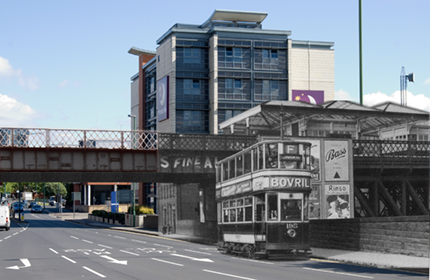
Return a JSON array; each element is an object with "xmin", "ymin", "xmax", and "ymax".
[
  {"xmin": 158, "ymin": 133, "xmax": 258, "ymax": 151},
  {"xmin": 352, "ymin": 139, "xmax": 429, "ymax": 164},
  {"xmin": 0, "ymin": 128, "xmax": 158, "ymax": 150}
]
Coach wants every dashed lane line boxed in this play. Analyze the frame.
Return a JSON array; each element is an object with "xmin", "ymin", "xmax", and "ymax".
[
  {"xmin": 61, "ymin": 255, "xmax": 77, "ymax": 264},
  {"xmin": 151, "ymin": 258, "xmax": 183, "ymax": 267},
  {"xmin": 83, "ymin": 266, "xmax": 106, "ymax": 278}
]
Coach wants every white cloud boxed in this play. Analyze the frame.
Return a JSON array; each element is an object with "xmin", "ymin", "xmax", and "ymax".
[
  {"xmin": 58, "ymin": 79, "xmax": 69, "ymax": 88},
  {"xmin": 0, "ymin": 56, "xmax": 39, "ymax": 90},
  {"xmin": 364, "ymin": 90, "xmax": 430, "ymax": 112},
  {"xmin": 0, "ymin": 93, "xmax": 40, "ymax": 127},
  {"xmin": 335, "ymin": 89, "xmax": 355, "ymax": 101},
  {"xmin": 58, "ymin": 79, "xmax": 82, "ymax": 89},
  {"xmin": 424, "ymin": 77, "xmax": 430, "ymax": 85},
  {"xmin": 0, "ymin": 57, "xmax": 21, "ymax": 78}
]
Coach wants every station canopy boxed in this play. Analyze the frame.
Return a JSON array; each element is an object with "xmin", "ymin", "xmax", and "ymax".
[{"xmin": 219, "ymin": 100, "xmax": 430, "ymax": 136}]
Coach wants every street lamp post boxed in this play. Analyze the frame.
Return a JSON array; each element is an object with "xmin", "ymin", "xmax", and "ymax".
[{"xmin": 128, "ymin": 114, "xmax": 136, "ymax": 227}]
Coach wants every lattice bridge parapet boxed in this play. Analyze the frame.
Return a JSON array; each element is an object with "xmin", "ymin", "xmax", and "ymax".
[{"xmin": 0, "ymin": 128, "xmax": 157, "ymax": 150}]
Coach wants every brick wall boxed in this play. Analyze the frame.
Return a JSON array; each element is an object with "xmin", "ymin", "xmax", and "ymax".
[{"xmin": 309, "ymin": 216, "xmax": 430, "ymax": 257}]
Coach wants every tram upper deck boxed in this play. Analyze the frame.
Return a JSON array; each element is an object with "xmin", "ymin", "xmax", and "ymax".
[{"xmin": 216, "ymin": 140, "xmax": 313, "ymax": 197}]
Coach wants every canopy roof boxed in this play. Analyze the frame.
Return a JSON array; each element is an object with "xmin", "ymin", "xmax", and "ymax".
[
  {"xmin": 208, "ymin": 9, "xmax": 268, "ymax": 23},
  {"xmin": 219, "ymin": 100, "xmax": 429, "ymax": 135}
]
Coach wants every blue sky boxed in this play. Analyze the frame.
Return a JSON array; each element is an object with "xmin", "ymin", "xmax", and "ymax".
[{"xmin": 1, "ymin": 0, "xmax": 429, "ymax": 130}]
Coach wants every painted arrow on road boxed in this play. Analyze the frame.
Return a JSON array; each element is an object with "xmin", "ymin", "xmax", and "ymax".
[
  {"xmin": 171, "ymin": 253, "xmax": 213, "ymax": 263},
  {"xmin": 100, "ymin": 255, "xmax": 127, "ymax": 265},
  {"xmin": 6, "ymin": 258, "xmax": 31, "ymax": 270}
]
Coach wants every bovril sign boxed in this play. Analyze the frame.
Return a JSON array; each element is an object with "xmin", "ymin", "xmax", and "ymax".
[{"xmin": 253, "ymin": 176, "xmax": 311, "ymax": 191}]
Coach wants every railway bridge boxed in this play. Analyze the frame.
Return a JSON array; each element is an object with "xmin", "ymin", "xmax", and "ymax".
[{"xmin": 0, "ymin": 127, "xmax": 428, "ymax": 217}]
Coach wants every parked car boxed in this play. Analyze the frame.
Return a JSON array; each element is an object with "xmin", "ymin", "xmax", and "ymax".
[
  {"xmin": 31, "ymin": 204, "xmax": 43, "ymax": 213},
  {"xmin": 0, "ymin": 206, "xmax": 10, "ymax": 231},
  {"xmin": 49, "ymin": 196, "xmax": 56, "ymax": 206},
  {"xmin": 12, "ymin": 202, "xmax": 24, "ymax": 212},
  {"xmin": 29, "ymin": 201, "xmax": 37, "ymax": 208}
]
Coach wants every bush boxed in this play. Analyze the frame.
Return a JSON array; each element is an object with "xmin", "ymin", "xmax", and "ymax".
[{"xmin": 128, "ymin": 205, "xmax": 154, "ymax": 215}]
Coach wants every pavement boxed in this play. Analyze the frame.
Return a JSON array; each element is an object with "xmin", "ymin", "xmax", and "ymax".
[{"xmin": 22, "ymin": 210, "xmax": 430, "ymax": 275}]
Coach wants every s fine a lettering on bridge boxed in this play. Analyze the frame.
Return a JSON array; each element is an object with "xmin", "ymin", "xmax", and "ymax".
[{"xmin": 0, "ymin": 127, "xmax": 428, "ymax": 217}]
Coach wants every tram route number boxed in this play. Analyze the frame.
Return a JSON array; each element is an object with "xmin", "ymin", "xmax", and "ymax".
[{"xmin": 286, "ymin": 223, "xmax": 298, "ymax": 229}]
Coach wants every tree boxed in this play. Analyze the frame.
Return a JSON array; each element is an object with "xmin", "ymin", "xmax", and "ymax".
[{"xmin": 44, "ymin": 183, "xmax": 67, "ymax": 197}]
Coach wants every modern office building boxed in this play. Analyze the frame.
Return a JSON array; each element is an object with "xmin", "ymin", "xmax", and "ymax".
[
  {"xmin": 128, "ymin": 9, "xmax": 335, "ymax": 233},
  {"xmin": 129, "ymin": 9, "xmax": 335, "ymax": 136}
]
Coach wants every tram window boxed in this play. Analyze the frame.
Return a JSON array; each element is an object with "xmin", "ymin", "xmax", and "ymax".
[
  {"xmin": 244, "ymin": 197, "xmax": 252, "ymax": 205},
  {"xmin": 267, "ymin": 194, "xmax": 278, "ymax": 220},
  {"xmin": 236, "ymin": 199, "xmax": 243, "ymax": 206},
  {"xmin": 230, "ymin": 200, "xmax": 237, "ymax": 207},
  {"xmin": 303, "ymin": 195, "xmax": 309, "ymax": 221},
  {"xmin": 223, "ymin": 201, "xmax": 229, "ymax": 208},
  {"xmin": 230, "ymin": 209, "xmax": 236, "ymax": 222},
  {"xmin": 244, "ymin": 151, "xmax": 251, "ymax": 174},
  {"xmin": 223, "ymin": 209, "xmax": 229, "ymax": 223},
  {"xmin": 236, "ymin": 155, "xmax": 244, "ymax": 176},
  {"xmin": 237, "ymin": 208, "xmax": 244, "ymax": 222},
  {"xmin": 257, "ymin": 145, "xmax": 264, "ymax": 170},
  {"xmin": 266, "ymin": 143, "xmax": 278, "ymax": 169},
  {"xmin": 280, "ymin": 199, "xmax": 301, "ymax": 221},
  {"xmin": 255, "ymin": 204, "xmax": 265, "ymax": 222},
  {"xmin": 244, "ymin": 207, "xmax": 252, "ymax": 222},
  {"xmin": 223, "ymin": 162, "xmax": 229, "ymax": 181},
  {"xmin": 229, "ymin": 159, "xmax": 235, "ymax": 179}
]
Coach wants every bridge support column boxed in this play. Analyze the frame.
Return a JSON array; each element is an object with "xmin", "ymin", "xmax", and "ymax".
[{"xmin": 88, "ymin": 185, "xmax": 91, "ymax": 205}]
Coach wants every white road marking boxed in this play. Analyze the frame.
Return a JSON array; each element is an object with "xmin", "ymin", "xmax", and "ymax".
[
  {"xmin": 100, "ymin": 255, "xmax": 127, "ymax": 265},
  {"xmin": 203, "ymin": 269, "xmax": 256, "ymax": 280},
  {"xmin": 303, "ymin": 267, "xmax": 374, "ymax": 279},
  {"xmin": 6, "ymin": 258, "xmax": 31, "ymax": 270},
  {"xmin": 82, "ymin": 239, "xmax": 93, "ymax": 244},
  {"xmin": 114, "ymin": 235, "xmax": 126, "ymax": 239},
  {"xmin": 98, "ymin": 244, "xmax": 113, "ymax": 249},
  {"xmin": 232, "ymin": 257, "xmax": 273, "ymax": 265},
  {"xmin": 131, "ymin": 239, "xmax": 146, "ymax": 243},
  {"xmin": 61, "ymin": 255, "xmax": 77, "ymax": 264},
  {"xmin": 153, "ymin": 243, "xmax": 172, "ymax": 248},
  {"xmin": 49, "ymin": 248, "xmax": 59, "ymax": 254},
  {"xmin": 70, "ymin": 236, "xmax": 79, "ymax": 239},
  {"xmin": 120, "ymin": 250, "xmax": 139, "ymax": 256},
  {"xmin": 171, "ymin": 253, "xmax": 213, "ymax": 263},
  {"xmin": 4, "ymin": 236, "xmax": 11, "ymax": 239},
  {"xmin": 13, "ymin": 232, "xmax": 18, "ymax": 235},
  {"xmin": 83, "ymin": 266, "xmax": 106, "ymax": 278},
  {"xmin": 185, "ymin": 249, "xmax": 212, "ymax": 255},
  {"xmin": 151, "ymin": 258, "xmax": 183, "ymax": 266}
]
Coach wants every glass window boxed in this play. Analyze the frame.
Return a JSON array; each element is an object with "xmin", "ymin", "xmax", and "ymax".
[
  {"xmin": 280, "ymin": 199, "xmax": 302, "ymax": 221},
  {"xmin": 236, "ymin": 155, "xmax": 243, "ymax": 176},
  {"xmin": 244, "ymin": 151, "xmax": 251, "ymax": 174},
  {"xmin": 266, "ymin": 143, "xmax": 278, "ymax": 169},
  {"xmin": 223, "ymin": 162, "xmax": 229, "ymax": 181},
  {"xmin": 229, "ymin": 159, "xmax": 235, "ymax": 179},
  {"xmin": 267, "ymin": 194, "xmax": 278, "ymax": 221},
  {"xmin": 245, "ymin": 207, "xmax": 252, "ymax": 222},
  {"xmin": 223, "ymin": 209, "xmax": 229, "ymax": 223},
  {"xmin": 230, "ymin": 209, "xmax": 236, "ymax": 222}
]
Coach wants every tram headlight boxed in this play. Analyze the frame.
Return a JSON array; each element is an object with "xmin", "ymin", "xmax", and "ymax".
[{"xmin": 287, "ymin": 229, "xmax": 297, "ymax": 238}]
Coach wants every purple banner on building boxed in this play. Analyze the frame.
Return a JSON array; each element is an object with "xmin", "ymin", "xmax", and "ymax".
[
  {"xmin": 157, "ymin": 76, "xmax": 169, "ymax": 121},
  {"xmin": 292, "ymin": 90, "xmax": 324, "ymax": 105}
]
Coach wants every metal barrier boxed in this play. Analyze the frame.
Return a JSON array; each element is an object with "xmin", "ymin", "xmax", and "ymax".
[{"xmin": 0, "ymin": 128, "xmax": 157, "ymax": 150}]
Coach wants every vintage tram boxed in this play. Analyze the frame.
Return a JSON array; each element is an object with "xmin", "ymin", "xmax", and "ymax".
[{"xmin": 215, "ymin": 140, "xmax": 313, "ymax": 259}]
